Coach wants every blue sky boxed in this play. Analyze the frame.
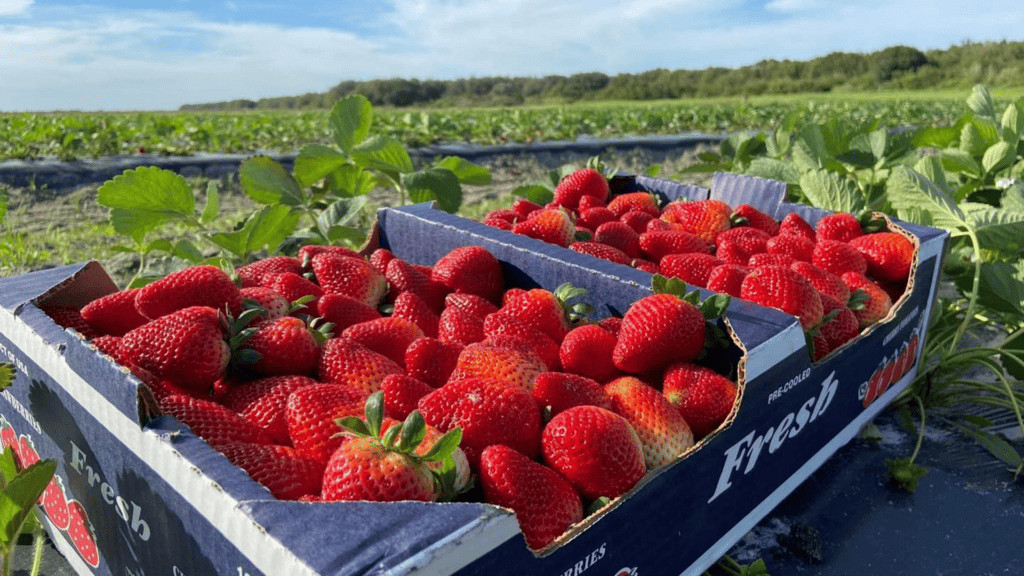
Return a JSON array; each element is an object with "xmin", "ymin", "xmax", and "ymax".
[{"xmin": 1, "ymin": 0, "xmax": 1022, "ymax": 111}]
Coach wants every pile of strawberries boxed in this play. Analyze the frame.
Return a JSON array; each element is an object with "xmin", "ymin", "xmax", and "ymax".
[
  {"xmin": 42, "ymin": 242, "xmax": 738, "ymax": 551},
  {"xmin": 482, "ymin": 167, "xmax": 917, "ymax": 361}
]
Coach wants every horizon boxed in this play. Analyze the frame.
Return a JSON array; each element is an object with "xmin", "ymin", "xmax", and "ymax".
[{"xmin": 1, "ymin": 0, "xmax": 1023, "ymax": 113}]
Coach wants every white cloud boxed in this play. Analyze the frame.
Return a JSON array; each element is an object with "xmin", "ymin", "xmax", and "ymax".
[{"xmin": 0, "ymin": 0, "xmax": 32, "ymax": 17}]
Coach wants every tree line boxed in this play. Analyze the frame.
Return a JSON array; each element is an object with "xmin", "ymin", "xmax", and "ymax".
[{"xmin": 181, "ymin": 41, "xmax": 1024, "ymax": 111}]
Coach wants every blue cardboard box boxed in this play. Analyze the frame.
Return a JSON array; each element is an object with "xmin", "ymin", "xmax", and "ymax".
[{"xmin": 0, "ymin": 173, "xmax": 948, "ymax": 576}]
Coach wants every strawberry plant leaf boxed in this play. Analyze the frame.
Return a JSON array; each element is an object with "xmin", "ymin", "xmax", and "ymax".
[
  {"xmin": 957, "ymin": 425, "xmax": 1024, "ymax": 472},
  {"xmin": 0, "ymin": 458, "xmax": 55, "ymax": 548},
  {"xmin": 512, "ymin": 184, "xmax": 554, "ymax": 206},
  {"xmin": 209, "ymin": 205, "xmax": 299, "ymax": 259},
  {"xmin": 326, "ymin": 164, "xmax": 377, "ymax": 197},
  {"xmin": 0, "ymin": 447, "xmax": 17, "ymax": 487},
  {"xmin": 1000, "ymin": 102, "xmax": 1023, "ymax": 145},
  {"xmin": 404, "ymin": 168, "xmax": 462, "ymax": 213},
  {"xmin": 381, "ymin": 423, "xmax": 402, "ymax": 449},
  {"xmin": 200, "ymin": 181, "xmax": 221, "ymax": 225},
  {"xmin": 745, "ymin": 157, "xmax": 802, "ymax": 186},
  {"xmin": 939, "ymin": 150, "xmax": 982, "ymax": 181},
  {"xmin": 1001, "ymin": 327, "xmax": 1024, "ymax": 381},
  {"xmin": 0, "ymin": 191, "xmax": 7, "ymax": 224},
  {"xmin": 960, "ymin": 202, "xmax": 1024, "ymax": 253},
  {"xmin": 398, "ymin": 411, "xmax": 427, "ymax": 454},
  {"xmin": 966, "ymin": 84, "xmax": 998, "ymax": 125},
  {"xmin": 330, "ymin": 94, "xmax": 373, "ymax": 153},
  {"xmin": 239, "ymin": 156, "xmax": 304, "ymax": 206},
  {"xmin": 982, "ymin": 141, "xmax": 1015, "ymax": 175},
  {"xmin": 420, "ymin": 428, "xmax": 462, "ymax": 462},
  {"xmin": 294, "ymin": 144, "xmax": 350, "ymax": 188},
  {"xmin": 317, "ymin": 197, "xmax": 369, "ymax": 239},
  {"xmin": 335, "ymin": 417, "xmax": 369, "ymax": 437},
  {"xmin": 109, "ymin": 207, "xmax": 179, "ymax": 245},
  {"xmin": 886, "ymin": 166, "xmax": 966, "ymax": 230},
  {"xmin": 957, "ymin": 261, "xmax": 1024, "ymax": 318},
  {"xmin": 886, "ymin": 457, "xmax": 928, "ymax": 492},
  {"xmin": 171, "ymin": 240, "xmax": 205, "ymax": 263},
  {"xmin": 433, "ymin": 156, "xmax": 492, "ymax": 186},
  {"xmin": 699, "ymin": 293, "xmax": 731, "ymax": 320},
  {"xmin": 353, "ymin": 135, "xmax": 414, "ymax": 180},
  {"xmin": 98, "ymin": 166, "xmax": 195, "ymax": 214},
  {"xmin": 798, "ymin": 169, "xmax": 865, "ymax": 214}
]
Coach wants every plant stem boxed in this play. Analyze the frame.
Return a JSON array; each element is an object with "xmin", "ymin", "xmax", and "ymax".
[
  {"xmin": 30, "ymin": 524, "xmax": 45, "ymax": 576},
  {"xmin": 910, "ymin": 394, "xmax": 927, "ymax": 464},
  {"xmin": 949, "ymin": 229, "xmax": 982, "ymax": 356}
]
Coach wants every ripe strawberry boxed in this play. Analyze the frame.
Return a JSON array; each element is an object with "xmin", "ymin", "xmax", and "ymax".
[
  {"xmin": 553, "ymin": 167, "xmax": 610, "ymax": 211},
  {"xmin": 297, "ymin": 244, "xmax": 361, "ymax": 265},
  {"xmin": 620, "ymin": 210, "xmax": 656, "ymax": 234},
  {"xmin": 317, "ymin": 338, "xmax": 404, "ymax": 395},
  {"xmin": 705, "ymin": 264, "xmax": 751, "ymax": 298},
  {"xmin": 714, "ymin": 226, "xmax": 771, "ymax": 265},
  {"xmin": 239, "ymin": 286, "xmax": 290, "ymax": 326},
  {"xmin": 159, "ymin": 394, "xmax": 272, "ymax": 447},
  {"xmin": 747, "ymin": 252, "xmax": 795, "ymax": 268},
  {"xmin": 608, "ymin": 191, "xmax": 660, "ymax": 218},
  {"xmin": 437, "ymin": 305, "xmax": 487, "ymax": 346},
  {"xmin": 577, "ymin": 206, "xmax": 618, "ymax": 231},
  {"xmin": 286, "ymin": 383, "xmax": 369, "ymax": 463},
  {"xmin": 732, "ymin": 204, "xmax": 780, "ymax": 236},
  {"xmin": 790, "ymin": 261, "xmax": 850, "ymax": 304},
  {"xmin": 645, "ymin": 218, "xmax": 674, "ymax": 232},
  {"xmin": 576, "ymin": 195, "xmax": 606, "ymax": 213},
  {"xmin": 639, "ymin": 229, "xmax": 708, "ymax": 262},
  {"xmin": 90, "ymin": 334, "xmax": 124, "ymax": 362},
  {"xmin": 541, "ymin": 405, "xmax": 646, "ymax": 500},
  {"xmin": 559, "ymin": 324, "xmax": 620, "ymax": 382},
  {"xmin": 445, "ymin": 292, "xmax": 500, "ymax": 318},
  {"xmin": 848, "ymin": 231, "xmax": 916, "ymax": 283},
  {"xmin": 812, "ymin": 239, "xmax": 868, "ymax": 277},
  {"xmin": 778, "ymin": 212, "xmax": 816, "ymax": 242},
  {"xmin": 80, "ymin": 288, "xmax": 148, "ymax": 336},
  {"xmin": 66, "ymin": 500, "xmax": 100, "ymax": 567},
  {"xmin": 479, "ymin": 444, "xmax": 584, "ymax": 551},
  {"xmin": 217, "ymin": 442, "xmax": 324, "ymax": 500},
  {"xmin": 740, "ymin": 265, "xmax": 824, "ymax": 330},
  {"xmin": 631, "ymin": 257, "xmax": 660, "ymax": 274},
  {"xmin": 594, "ymin": 221, "xmax": 641, "ymax": 258},
  {"xmin": 765, "ymin": 233, "xmax": 815, "ymax": 262},
  {"xmin": 447, "ymin": 339, "xmax": 546, "ymax": 391},
  {"xmin": 316, "ymin": 292, "xmax": 381, "ymax": 332},
  {"xmin": 368, "ymin": 248, "xmax": 396, "ymax": 276},
  {"xmin": 380, "ymin": 373, "xmax": 435, "ymax": 420},
  {"xmin": 841, "ymin": 272, "xmax": 893, "ymax": 328},
  {"xmin": 662, "ymin": 363, "xmax": 738, "ymax": 438},
  {"xmin": 605, "ymin": 376, "xmax": 694, "ymax": 470},
  {"xmin": 236, "ymin": 256, "xmax": 303, "ymax": 288},
  {"xmin": 392, "ymin": 291, "xmax": 440, "ymax": 338},
  {"xmin": 484, "ymin": 215, "xmax": 514, "ymax": 230},
  {"xmin": 431, "ymin": 245, "xmax": 505, "ymax": 304},
  {"xmin": 815, "ymin": 212, "xmax": 864, "ymax": 243},
  {"xmin": 260, "ymin": 272, "xmax": 323, "ymax": 316},
  {"xmin": 512, "ymin": 209, "xmax": 576, "ymax": 247},
  {"xmin": 135, "ymin": 265, "xmax": 241, "ymax": 320},
  {"xmin": 404, "ymin": 337, "xmax": 462, "ymax": 387},
  {"xmin": 532, "ymin": 372, "xmax": 612, "ymax": 416},
  {"xmin": 312, "ymin": 252, "xmax": 387, "ymax": 308},
  {"xmin": 660, "ymin": 199, "xmax": 732, "ymax": 244},
  {"xmin": 418, "ymin": 377, "xmax": 541, "ymax": 469},
  {"xmin": 119, "ymin": 306, "xmax": 229, "ymax": 393},
  {"xmin": 816, "ymin": 293, "xmax": 860, "ymax": 354},
  {"xmin": 342, "ymin": 317, "xmax": 424, "ymax": 367},
  {"xmin": 613, "ymin": 293, "xmax": 706, "ymax": 374},
  {"xmin": 385, "ymin": 258, "xmax": 446, "ymax": 310},
  {"xmin": 660, "ymin": 253, "xmax": 725, "ymax": 288},
  {"xmin": 513, "ymin": 198, "xmax": 543, "ymax": 219},
  {"xmin": 570, "ymin": 241, "xmax": 631, "ymax": 265},
  {"xmin": 482, "ymin": 311, "xmax": 560, "ymax": 370},
  {"xmin": 484, "ymin": 208, "xmax": 520, "ymax": 225},
  {"xmin": 499, "ymin": 285, "xmax": 585, "ymax": 343},
  {"xmin": 221, "ymin": 375, "xmax": 319, "ymax": 445},
  {"xmin": 239, "ymin": 316, "xmax": 328, "ymax": 376}
]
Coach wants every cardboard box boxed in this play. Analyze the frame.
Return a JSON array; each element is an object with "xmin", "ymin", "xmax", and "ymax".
[{"xmin": 0, "ymin": 173, "xmax": 948, "ymax": 576}]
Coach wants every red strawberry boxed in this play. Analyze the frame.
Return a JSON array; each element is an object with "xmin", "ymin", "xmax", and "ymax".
[
  {"xmin": 135, "ymin": 265, "xmax": 241, "ymax": 319},
  {"xmin": 815, "ymin": 212, "xmax": 864, "ymax": 243},
  {"xmin": 483, "ymin": 312, "xmax": 561, "ymax": 371},
  {"xmin": 392, "ymin": 291, "xmax": 440, "ymax": 338},
  {"xmin": 553, "ymin": 167, "xmax": 610, "ymax": 211},
  {"xmin": 239, "ymin": 316, "xmax": 328, "ymax": 376},
  {"xmin": 605, "ymin": 376, "xmax": 694, "ymax": 469},
  {"xmin": 499, "ymin": 286, "xmax": 581, "ymax": 343},
  {"xmin": 577, "ymin": 206, "xmax": 618, "ymax": 231},
  {"xmin": 317, "ymin": 338, "xmax": 404, "ymax": 395},
  {"xmin": 369, "ymin": 248, "xmax": 396, "ymax": 276},
  {"xmin": 541, "ymin": 405, "xmax": 646, "ymax": 500},
  {"xmin": 631, "ymin": 257, "xmax": 660, "ymax": 274},
  {"xmin": 431, "ymin": 246, "xmax": 505, "ymax": 304},
  {"xmin": 532, "ymin": 372, "xmax": 612, "ymax": 416},
  {"xmin": 790, "ymin": 261, "xmax": 850, "ymax": 304},
  {"xmin": 705, "ymin": 264, "xmax": 752, "ymax": 298},
  {"xmin": 90, "ymin": 334, "xmax": 124, "ymax": 362},
  {"xmin": 765, "ymin": 233, "xmax": 815, "ymax": 262},
  {"xmin": 576, "ymin": 195, "xmax": 606, "ymax": 213},
  {"xmin": 512, "ymin": 209, "xmax": 576, "ymax": 247},
  {"xmin": 66, "ymin": 500, "xmax": 100, "ymax": 567},
  {"xmin": 342, "ymin": 317, "xmax": 424, "ymax": 367},
  {"xmin": 842, "ymin": 273, "xmax": 893, "ymax": 328},
  {"xmin": 447, "ymin": 340, "xmax": 546, "ymax": 391},
  {"xmin": 312, "ymin": 252, "xmax": 387, "ymax": 308},
  {"xmin": 239, "ymin": 286, "xmax": 290, "ymax": 326},
  {"xmin": 559, "ymin": 324, "xmax": 620, "ymax": 382},
  {"xmin": 380, "ymin": 373, "xmax": 435, "ymax": 420},
  {"xmin": 80, "ymin": 288, "xmax": 148, "ymax": 336},
  {"xmin": 513, "ymin": 198, "xmax": 543, "ymax": 219},
  {"xmin": 418, "ymin": 377, "xmax": 541, "ymax": 469},
  {"xmin": 608, "ymin": 192, "xmax": 660, "ymax": 218},
  {"xmin": 660, "ymin": 199, "xmax": 732, "ymax": 244},
  {"xmin": 733, "ymin": 204, "xmax": 780, "ymax": 236},
  {"xmin": 445, "ymin": 292, "xmax": 500, "ymax": 319},
  {"xmin": 484, "ymin": 216, "xmax": 514, "ymax": 230},
  {"xmin": 662, "ymin": 363, "xmax": 737, "ymax": 438},
  {"xmin": 612, "ymin": 293, "xmax": 706, "ymax": 374},
  {"xmin": 747, "ymin": 252, "xmax": 795, "ymax": 269},
  {"xmin": 639, "ymin": 229, "xmax": 708, "ymax": 262},
  {"xmin": 778, "ymin": 212, "xmax": 816, "ymax": 242},
  {"xmin": 286, "ymin": 383, "xmax": 368, "ymax": 464},
  {"xmin": 385, "ymin": 258, "xmax": 447, "ymax": 310},
  {"xmin": 812, "ymin": 239, "xmax": 868, "ymax": 277},
  {"xmin": 159, "ymin": 394, "xmax": 272, "ymax": 447},
  {"xmin": 485, "ymin": 208, "xmax": 520, "ymax": 224},
  {"xmin": 479, "ymin": 444, "xmax": 583, "ymax": 551},
  {"xmin": 298, "ymin": 245, "xmax": 361, "ymax": 267},
  {"xmin": 437, "ymin": 306, "xmax": 487, "ymax": 346},
  {"xmin": 260, "ymin": 272, "xmax": 323, "ymax": 316},
  {"xmin": 645, "ymin": 218, "xmax": 674, "ymax": 232},
  {"xmin": 217, "ymin": 442, "xmax": 324, "ymax": 500},
  {"xmin": 569, "ymin": 241, "xmax": 631, "ymax": 265},
  {"xmin": 119, "ymin": 306, "xmax": 229, "ymax": 393},
  {"xmin": 594, "ymin": 221, "xmax": 641, "ymax": 258},
  {"xmin": 740, "ymin": 265, "xmax": 823, "ymax": 330},
  {"xmin": 817, "ymin": 293, "xmax": 860, "ymax": 354},
  {"xmin": 714, "ymin": 226, "xmax": 771, "ymax": 265},
  {"xmin": 848, "ymin": 231, "xmax": 915, "ymax": 283},
  {"xmin": 221, "ymin": 375, "xmax": 319, "ymax": 445},
  {"xmin": 236, "ymin": 256, "xmax": 303, "ymax": 288},
  {"xmin": 316, "ymin": 292, "xmax": 381, "ymax": 332},
  {"xmin": 404, "ymin": 337, "xmax": 462, "ymax": 387},
  {"xmin": 620, "ymin": 210, "xmax": 656, "ymax": 234},
  {"xmin": 660, "ymin": 253, "xmax": 725, "ymax": 288}
]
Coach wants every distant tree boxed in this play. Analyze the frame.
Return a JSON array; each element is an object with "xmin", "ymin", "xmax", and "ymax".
[{"xmin": 873, "ymin": 46, "xmax": 929, "ymax": 83}]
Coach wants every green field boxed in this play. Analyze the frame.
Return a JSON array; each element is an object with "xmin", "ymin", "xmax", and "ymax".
[{"xmin": 4, "ymin": 88, "xmax": 1022, "ymax": 161}]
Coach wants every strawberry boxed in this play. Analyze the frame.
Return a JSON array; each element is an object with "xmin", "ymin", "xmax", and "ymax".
[
  {"xmin": 747, "ymin": 252, "xmax": 795, "ymax": 268},
  {"xmin": 532, "ymin": 372, "xmax": 613, "ymax": 416},
  {"xmin": 119, "ymin": 306, "xmax": 229, "ymax": 393},
  {"xmin": 238, "ymin": 316, "xmax": 329, "ymax": 376},
  {"xmin": 447, "ymin": 340, "xmax": 546, "ymax": 391},
  {"xmin": 631, "ymin": 257, "xmax": 660, "ymax": 274},
  {"xmin": 431, "ymin": 246, "xmax": 505, "ymax": 304},
  {"xmin": 812, "ymin": 239, "xmax": 868, "ymax": 277},
  {"xmin": 135, "ymin": 265, "xmax": 241, "ymax": 320},
  {"xmin": 499, "ymin": 284, "xmax": 589, "ymax": 343},
  {"xmin": 778, "ymin": 212, "xmax": 816, "ymax": 242},
  {"xmin": 594, "ymin": 221, "xmax": 641, "ymax": 258},
  {"xmin": 705, "ymin": 264, "xmax": 751, "ymax": 298},
  {"xmin": 660, "ymin": 253, "xmax": 725, "ymax": 288},
  {"xmin": 541, "ymin": 405, "xmax": 646, "ymax": 500},
  {"xmin": 479, "ymin": 444, "xmax": 584, "ymax": 551},
  {"xmin": 559, "ymin": 324, "xmax": 620, "ymax": 382},
  {"xmin": 317, "ymin": 338, "xmax": 404, "ymax": 395},
  {"xmin": 40, "ymin": 306, "xmax": 98, "ymax": 339},
  {"xmin": 90, "ymin": 334, "xmax": 124, "ymax": 362},
  {"xmin": 437, "ymin": 306, "xmax": 487, "ymax": 346},
  {"xmin": 311, "ymin": 252, "xmax": 387, "ymax": 308},
  {"xmin": 484, "ymin": 208, "xmax": 520, "ymax": 225},
  {"xmin": 841, "ymin": 272, "xmax": 893, "ymax": 328},
  {"xmin": 816, "ymin": 293, "xmax": 861, "ymax": 355},
  {"xmin": 369, "ymin": 248, "xmax": 396, "ymax": 276},
  {"xmin": 645, "ymin": 218, "xmax": 674, "ymax": 232},
  {"xmin": 66, "ymin": 500, "xmax": 100, "ymax": 567},
  {"xmin": 605, "ymin": 376, "xmax": 694, "ymax": 469},
  {"xmin": 445, "ymin": 292, "xmax": 500, "ymax": 319},
  {"xmin": 380, "ymin": 373, "xmax": 436, "ymax": 420},
  {"xmin": 484, "ymin": 215, "xmax": 514, "ymax": 230},
  {"xmin": 342, "ymin": 317, "xmax": 424, "ymax": 368},
  {"xmin": 512, "ymin": 209, "xmax": 576, "ymax": 247},
  {"xmin": 790, "ymin": 261, "xmax": 850, "ymax": 304},
  {"xmin": 608, "ymin": 192, "xmax": 660, "ymax": 218},
  {"xmin": 260, "ymin": 272, "xmax": 323, "ymax": 316},
  {"xmin": 765, "ymin": 233, "xmax": 815, "ymax": 262},
  {"xmin": 483, "ymin": 312, "xmax": 561, "ymax": 370},
  {"xmin": 239, "ymin": 286, "xmax": 290, "ymax": 326},
  {"xmin": 392, "ymin": 291, "xmax": 440, "ymax": 338},
  {"xmin": 316, "ymin": 292, "xmax": 381, "ymax": 332},
  {"xmin": 322, "ymin": 392, "xmax": 462, "ymax": 503},
  {"xmin": 553, "ymin": 166, "xmax": 610, "ymax": 211},
  {"xmin": 159, "ymin": 394, "xmax": 272, "ymax": 447},
  {"xmin": 577, "ymin": 207, "xmax": 619, "ymax": 231},
  {"xmin": 815, "ymin": 212, "xmax": 864, "ymax": 243},
  {"xmin": 286, "ymin": 383, "xmax": 368, "ymax": 464},
  {"xmin": 639, "ymin": 229, "xmax": 708, "ymax": 262},
  {"xmin": 620, "ymin": 210, "xmax": 656, "ymax": 234},
  {"xmin": 418, "ymin": 377, "xmax": 541, "ymax": 469},
  {"xmin": 714, "ymin": 226, "xmax": 771, "ymax": 265},
  {"xmin": 385, "ymin": 257, "xmax": 447, "ymax": 310},
  {"xmin": 217, "ymin": 442, "xmax": 324, "ymax": 500},
  {"xmin": 404, "ymin": 337, "xmax": 462, "ymax": 387},
  {"xmin": 80, "ymin": 288, "xmax": 148, "ymax": 336},
  {"xmin": 848, "ymin": 231, "xmax": 915, "ymax": 283},
  {"xmin": 576, "ymin": 195, "xmax": 606, "ymax": 213},
  {"xmin": 732, "ymin": 204, "xmax": 780, "ymax": 236},
  {"xmin": 662, "ymin": 363, "xmax": 737, "ymax": 438},
  {"xmin": 236, "ymin": 256, "xmax": 303, "ymax": 288},
  {"xmin": 221, "ymin": 375, "xmax": 320, "ymax": 445},
  {"xmin": 740, "ymin": 265, "xmax": 823, "ymax": 330},
  {"xmin": 612, "ymin": 293, "xmax": 706, "ymax": 374},
  {"xmin": 570, "ymin": 241, "xmax": 631, "ymax": 265},
  {"xmin": 660, "ymin": 199, "xmax": 732, "ymax": 244},
  {"xmin": 513, "ymin": 198, "xmax": 543, "ymax": 219}
]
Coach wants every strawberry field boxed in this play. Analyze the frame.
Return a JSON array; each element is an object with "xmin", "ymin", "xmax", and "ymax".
[{"xmin": 1, "ymin": 85, "xmax": 1023, "ymax": 576}]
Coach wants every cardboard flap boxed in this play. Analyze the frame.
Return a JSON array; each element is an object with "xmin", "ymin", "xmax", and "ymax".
[
  {"xmin": 0, "ymin": 262, "xmax": 116, "ymax": 312},
  {"xmin": 710, "ymin": 172, "xmax": 787, "ymax": 213},
  {"xmin": 635, "ymin": 174, "xmax": 709, "ymax": 204}
]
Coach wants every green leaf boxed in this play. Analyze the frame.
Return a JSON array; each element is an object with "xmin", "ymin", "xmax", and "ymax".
[
  {"xmin": 326, "ymin": 164, "xmax": 377, "ymax": 197},
  {"xmin": 239, "ymin": 156, "xmax": 304, "ymax": 206},
  {"xmin": 200, "ymin": 181, "xmax": 221, "ymax": 225},
  {"xmin": 421, "ymin": 428, "xmax": 462, "ymax": 462},
  {"xmin": 967, "ymin": 84, "xmax": 998, "ymax": 124},
  {"xmin": 330, "ymin": 94, "xmax": 374, "ymax": 153},
  {"xmin": 886, "ymin": 457, "xmax": 928, "ymax": 492},
  {"xmin": 0, "ymin": 459, "xmax": 56, "ymax": 547},
  {"xmin": 294, "ymin": 144, "xmax": 351, "ymax": 188},
  {"xmin": 512, "ymin": 184, "xmax": 554, "ymax": 206},
  {"xmin": 364, "ymin": 391, "xmax": 385, "ymax": 437},
  {"xmin": 745, "ymin": 157, "xmax": 803, "ymax": 185},
  {"xmin": 869, "ymin": 128, "xmax": 888, "ymax": 161},
  {"xmin": 0, "ymin": 446, "xmax": 18, "ymax": 486},
  {"xmin": 97, "ymin": 166, "xmax": 195, "ymax": 214},
  {"xmin": 958, "ymin": 425, "xmax": 1024, "ymax": 470},
  {"xmin": 961, "ymin": 202, "xmax": 1024, "ymax": 253},
  {"xmin": 940, "ymin": 149, "xmax": 982, "ymax": 180},
  {"xmin": 959, "ymin": 122, "xmax": 989, "ymax": 157},
  {"xmin": 109, "ymin": 207, "xmax": 180, "ymax": 245},
  {"xmin": 699, "ymin": 294, "xmax": 731, "ymax": 320},
  {"xmin": 965, "ymin": 261, "xmax": 1024, "ymax": 317},
  {"xmin": 433, "ymin": 156, "xmax": 492, "ymax": 185},
  {"xmin": 397, "ymin": 411, "xmax": 427, "ymax": 454},
  {"xmin": 317, "ymin": 197, "xmax": 370, "ymax": 239},
  {"xmin": 209, "ymin": 205, "xmax": 299, "ymax": 259},
  {"xmin": 1002, "ymin": 327, "xmax": 1024, "ymax": 380},
  {"xmin": 171, "ymin": 240, "xmax": 205, "ymax": 263},
  {"xmin": 335, "ymin": 417, "xmax": 369, "ymax": 437},
  {"xmin": 353, "ymin": 135, "xmax": 414, "ymax": 179},
  {"xmin": 0, "ymin": 191, "xmax": 6, "ymax": 223},
  {"xmin": 403, "ymin": 168, "xmax": 462, "ymax": 213},
  {"xmin": 1000, "ymin": 103, "xmax": 1023, "ymax": 144},
  {"xmin": 886, "ymin": 166, "xmax": 966, "ymax": 230},
  {"xmin": 0, "ymin": 364, "xmax": 14, "ymax": 391},
  {"xmin": 326, "ymin": 225, "xmax": 369, "ymax": 246},
  {"xmin": 982, "ymin": 141, "xmax": 1015, "ymax": 174},
  {"xmin": 798, "ymin": 169, "xmax": 865, "ymax": 213}
]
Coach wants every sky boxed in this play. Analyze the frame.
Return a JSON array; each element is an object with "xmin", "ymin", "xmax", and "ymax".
[{"xmin": 1, "ymin": 0, "xmax": 1022, "ymax": 112}]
